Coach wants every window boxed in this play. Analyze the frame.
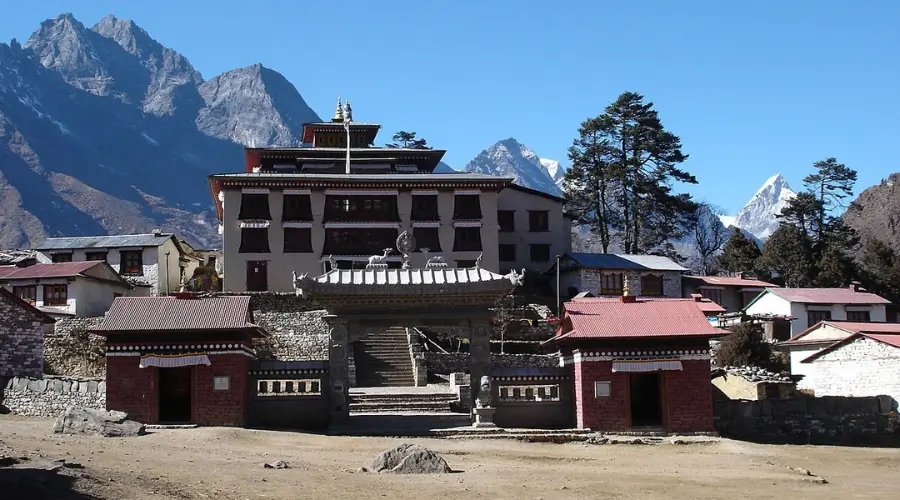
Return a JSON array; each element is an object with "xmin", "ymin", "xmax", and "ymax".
[
  {"xmin": 741, "ymin": 290, "xmax": 761, "ymax": 308},
  {"xmin": 600, "ymin": 273, "xmax": 623, "ymax": 295},
  {"xmin": 51, "ymin": 253, "xmax": 72, "ymax": 263},
  {"xmin": 283, "ymin": 228, "xmax": 312, "ymax": 253},
  {"xmin": 324, "ymin": 196, "xmax": 399, "ymax": 222},
  {"xmin": 700, "ymin": 288, "xmax": 723, "ymax": 305},
  {"xmin": 594, "ymin": 381, "xmax": 611, "ymax": 398},
  {"xmin": 120, "ymin": 251, "xmax": 143, "ymax": 275},
  {"xmin": 411, "ymin": 195, "xmax": 440, "ymax": 221},
  {"xmin": 453, "ymin": 195, "xmax": 482, "ymax": 220},
  {"xmin": 13, "ymin": 286, "xmax": 36, "ymax": 303},
  {"xmin": 846, "ymin": 310, "xmax": 870, "ymax": 322},
  {"xmin": 499, "ymin": 244, "xmax": 517, "ymax": 262},
  {"xmin": 240, "ymin": 228, "xmax": 270, "ymax": 253},
  {"xmin": 529, "ymin": 244, "xmax": 551, "ymax": 263},
  {"xmin": 43, "ymin": 285, "xmax": 68, "ymax": 306},
  {"xmin": 323, "ymin": 228, "xmax": 399, "ymax": 255},
  {"xmin": 497, "ymin": 210, "xmax": 515, "ymax": 232},
  {"xmin": 807, "ymin": 310, "xmax": 832, "ymax": 326},
  {"xmin": 453, "ymin": 227, "xmax": 482, "ymax": 252},
  {"xmin": 641, "ymin": 274, "xmax": 663, "ymax": 296},
  {"xmin": 238, "ymin": 193, "xmax": 272, "ymax": 220},
  {"xmin": 282, "ymin": 194, "xmax": 313, "ymax": 221},
  {"xmin": 413, "ymin": 228, "xmax": 442, "ymax": 252},
  {"xmin": 456, "ymin": 260, "xmax": 477, "ymax": 268},
  {"xmin": 85, "ymin": 252, "xmax": 107, "ymax": 262},
  {"xmin": 528, "ymin": 210, "xmax": 549, "ymax": 232},
  {"xmin": 213, "ymin": 376, "xmax": 231, "ymax": 391}
]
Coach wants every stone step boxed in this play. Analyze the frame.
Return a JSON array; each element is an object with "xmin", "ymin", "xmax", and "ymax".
[
  {"xmin": 350, "ymin": 393, "xmax": 457, "ymax": 402},
  {"xmin": 349, "ymin": 401, "xmax": 454, "ymax": 412}
]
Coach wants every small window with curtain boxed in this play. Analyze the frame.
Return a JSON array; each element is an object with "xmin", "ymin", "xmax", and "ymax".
[
  {"xmin": 240, "ymin": 228, "xmax": 271, "ymax": 253},
  {"xmin": 238, "ymin": 193, "xmax": 272, "ymax": 220},
  {"xmin": 529, "ymin": 244, "xmax": 551, "ymax": 263},
  {"xmin": 807, "ymin": 310, "xmax": 832, "ymax": 326},
  {"xmin": 14, "ymin": 285, "xmax": 36, "ymax": 304},
  {"xmin": 51, "ymin": 253, "xmax": 72, "ymax": 263},
  {"xmin": 499, "ymin": 244, "xmax": 516, "ymax": 262},
  {"xmin": 600, "ymin": 273, "xmax": 623, "ymax": 295},
  {"xmin": 411, "ymin": 196, "xmax": 440, "ymax": 221},
  {"xmin": 700, "ymin": 287, "xmax": 723, "ymax": 305},
  {"xmin": 283, "ymin": 228, "xmax": 312, "ymax": 253},
  {"xmin": 120, "ymin": 251, "xmax": 143, "ymax": 275},
  {"xmin": 453, "ymin": 195, "xmax": 482, "ymax": 220},
  {"xmin": 528, "ymin": 210, "xmax": 549, "ymax": 232},
  {"xmin": 641, "ymin": 274, "xmax": 663, "ymax": 296},
  {"xmin": 846, "ymin": 310, "xmax": 870, "ymax": 322}
]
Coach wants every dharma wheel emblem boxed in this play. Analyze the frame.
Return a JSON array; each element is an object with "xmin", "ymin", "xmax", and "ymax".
[{"xmin": 396, "ymin": 230, "xmax": 416, "ymax": 256}]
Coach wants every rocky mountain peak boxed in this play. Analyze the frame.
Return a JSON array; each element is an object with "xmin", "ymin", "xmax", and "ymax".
[
  {"xmin": 731, "ymin": 173, "xmax": 797, "ymax": 240},
  {"xmin": 463, "ymin": 138, "xmax": 562, "ymax": 196}
]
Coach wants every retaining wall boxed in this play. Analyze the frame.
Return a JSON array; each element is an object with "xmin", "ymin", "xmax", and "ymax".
[
  {"xmin": 45, "ymin": 317, "xmax": 106, "ymax": 377},
  {"xmin": 2, "ymin": 375, "xmax": 106, "ymax": 417},
  {"xmin": 425, "ymin": 352, "xmax": 559, "ymax": 375}
]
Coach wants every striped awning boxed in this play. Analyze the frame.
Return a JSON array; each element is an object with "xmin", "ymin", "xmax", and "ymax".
[
  {"xmin": 139, "ymin": 353, "xmax": 211, "ymax": 369},
  {"xmin": 611, "ymin": 359, "xmax": 683, "ymax": 372}
]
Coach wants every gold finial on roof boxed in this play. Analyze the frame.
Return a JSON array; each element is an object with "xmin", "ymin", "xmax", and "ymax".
[
  {"xmin": 332, "ymin": 96, "xmax": 344, "ymax": 122},
  {"xmin": 622, "ymin": 275, "xmax": 631, "ymax": 297}
]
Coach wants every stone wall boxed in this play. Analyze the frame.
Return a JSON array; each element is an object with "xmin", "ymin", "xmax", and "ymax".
[
  {"xmin": 714, "ymin": 395, "xmax": 900, "ymax": 445},
  {"xmin": 2, "ymin": 375, "xmax": 105, "ymax": 417},
  {"xmin": 253, "ymin": 310, "xmax": 330, "ymax": 361},
  {"xmin": 419, "ymin": 321, "xmax": 556, "ymax": 343},
  {"xmin": 804, "ymin": 336, "xmax": 900, "ymax": 404},
  {"xmin": 574, "ymin": 269, "xmax": 682, "ymax": 298},
  {"xmin": 0, "ymin": 291, "xmax": 46, "ymax": 378},
  {"xmin": 45, "ymin": 317, "xmax": 106, "ymax": 377},
  {"xmin": 424, "ymin": 352, "xmax": 559, "ymax": 375}
]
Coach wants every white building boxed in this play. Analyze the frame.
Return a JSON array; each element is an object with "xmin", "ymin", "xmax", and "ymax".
[
  {"xmin": 743, "ymin": 286, "xmax": 891, "ymax": 338},
  {"xmin": 496, "ymin": 184, "xmax": 573, "ymax": 274},
  {"xmin": 33, "ymin": 232, "xmax": 202, "ymax": 296},
  {"xmin": 0, "ymin": 261, "xmax": 141, "ymax": 317},
  {"xmin": 795, "ymin": 324, "xmax": 900, "ymax": 405}
]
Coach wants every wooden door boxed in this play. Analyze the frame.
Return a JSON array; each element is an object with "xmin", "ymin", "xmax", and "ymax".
[{"xmin": 246, "ymin": 260, "xmax": 268, "ymax": 291}]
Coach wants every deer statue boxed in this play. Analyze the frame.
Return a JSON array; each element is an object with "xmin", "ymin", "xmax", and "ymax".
[{"xmin": 368, "ymin": 248, "xmax": 393, "ymax": 267}]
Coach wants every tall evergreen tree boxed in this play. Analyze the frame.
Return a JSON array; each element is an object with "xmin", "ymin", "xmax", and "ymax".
[
  {"xmin": 804, "ymin": 157, "xmax": 857, "ymax": 247},
  {"xmin": 760, "ymin": 225, "xmax": 814, "ymax": 287},
  {"xmin": 719, "ymin": 227, "xmax": 762, "ymax": 275},
  {"xmin": 857, "ymin": 238, "xmax": 900, "ymax": 304},
  {"xmin": 387, "ymin": 131, "xmax": 429, "ymax": 149},
  {"xmin": 564, "ymin": 91, "xmax": 698, "ymax": 255},
  {"xmin": 815, "ymin": 245, "xmax": 856, "ymax": 287}
]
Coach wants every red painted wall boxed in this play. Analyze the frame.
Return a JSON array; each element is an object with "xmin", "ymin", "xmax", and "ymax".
[
  {"xmin": 573, "ymin": 359, "xmax": 714, "ymax": 432},
  {"xmin": 106, "ymin": 356, "xmax": 156, "ymax": 424}
]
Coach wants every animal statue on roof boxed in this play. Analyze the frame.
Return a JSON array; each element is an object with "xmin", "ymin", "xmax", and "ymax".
[
  {"xmin": 425, "ymin": 255, "xmax": 447, "ymax": 268},
  {"xmin": 476, "ymin": 375, "xmax": 493, "ymax": 409},
  {"xmin": 292, "ymin": 270, "xmax": 308, "ymax": 291},
  {"xmin": 506, "ymin": 269, "xmax": 525, "ymax": 287},
  {"xmin": 368, "ymin": 248, "xmax": 393, "ymax": 267},
  {"xmin": 474, "ymin": 253, "xmax": 483, "ymax": 269}
]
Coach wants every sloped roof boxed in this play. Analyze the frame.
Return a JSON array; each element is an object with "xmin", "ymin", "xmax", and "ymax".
[
  {"xmin": 310, "ymin": 267, "xmax": 515, "ymax": 287},
  {"xmin": 0, "ymin": 287, "xmax": 55, "ymax": 324},
  {"xmin": 35, "ymin": 233, "xmax": 175, "ymax": 250},
  {"xmin": 781, "ymin": 320, "xmax": 900, "ymax": 347},
  {"xmin": 801, "ymin": 332, "xmax": 900, "ymax": 363},
  {"xmin": 563, "ymin": 253, "xmax": 687, "ymax": 272},
  {"xmin": 684, "ymin": 275, "xmax": 775, "ymax": 288},
  {"xmin": 0, "ymin": 261, "xmax": 108, "ymax": 280},
  {"xmin": 553, "ymin": 298, "xmax": 727, "ymax": 341},
  {"xmin": 92, "ymin": 296, "xmax": 264, "ymax": 335},
  {"xmin": 766, "ymin": 288, "xmax": 891, "ymax": 305}
]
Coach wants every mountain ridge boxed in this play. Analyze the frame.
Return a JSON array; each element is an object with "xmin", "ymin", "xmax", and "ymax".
[{"xmin": 462, "ymin": 138, "xmax": 563, "ymax": 196}]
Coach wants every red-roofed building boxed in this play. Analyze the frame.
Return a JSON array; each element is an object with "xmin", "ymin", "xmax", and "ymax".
[
  {"xmin": 90, "ymin": 295, "xmax": 268, "ymax": 427},
  {"xmin": 552, "ymin": 296, "xmax": 726, "ymax": 432},
  {"xmin": 682, "ymin": 275, "xmax": 775, "ymax": 313},
  {"xmin": 744, "ymin": 285, "xmax": 892, "ymax": 337},
  {"xmin": 0, "ymin": 261, "xmax": 141, "ymax": 317}
]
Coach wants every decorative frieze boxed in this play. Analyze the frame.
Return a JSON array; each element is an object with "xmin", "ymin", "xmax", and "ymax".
[
  {"xmin": 324, "ymin": 189, "xmax": 399, "ymax": 196},
  {"xmin": 240, "ymin": 220, "xmax": 270, "ymax": 228},
  {"xmin": 560, "ymin": 349, "xmax": 711, "ymax": 366},
  {"xmin": 241, "ymin": 188, "xmax": 270, "ymax": 194}
]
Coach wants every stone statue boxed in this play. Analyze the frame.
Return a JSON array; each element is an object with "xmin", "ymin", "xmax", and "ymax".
[
  {"xmin": 475, "ymin": 375, "xmax": 492, "ymax": 409},
  {"xmin": 292, "ymin": 270, "xmax": 308, "ymax": 288},
  {"xmin": 425, "ymin": 255, "xmax": 447, "ymax": 268},
  {"xmin": 506, "ymin": 268, "xmax": 525, "ymax": 287},
  {"xmin": 327, "ymin": 254, "xmax": 337, "ymax": 271},
  {"xmin": 367, "ymin": 248, "xmax": 392, "ymax": 268},
  {"xmin": 474, "ymin": 253, "xmax": 483, "ymax": 269}
]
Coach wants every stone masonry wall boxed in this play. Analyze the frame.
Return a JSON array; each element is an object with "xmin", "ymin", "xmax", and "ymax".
[
  {"xmin": 0, "ymin": 292, "xmax": 45, "ymax": 378},
  {"xmin": 715, "ymin": 395, "xmax": 900, "ymax": 445},
  {"xmin": 805, "ymin": 336, "xmax": 900, "ymax": 404},
  {"xmin": 577, "ymin": 269, "xmax": 682, "ymax": 298},
  {"xmin": 45, "ymin": 317, "xmax": 106, "ymax": 377},
  {"xmin": 253, "ymin": 310, "xmax": 330, "ymax": 361},
  {"xmin": 2, "ymin": 375, "xmax": 105, "ymax": 417},
  {"xmin": 425, "ymin": 353, "xmax": 559, "ymax": 375}
]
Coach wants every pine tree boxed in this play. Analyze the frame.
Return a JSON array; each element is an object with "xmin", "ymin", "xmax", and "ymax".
[
  {"xmin": 858, "ymin": 238, "xmax": 900, "ymax": 304},
  {"xmin": 760, "ymin": 225, "xmax": 814, "ymax": 287},
  {"xmin": 387, "ymin": 131, "xmax": 429, "ymax": 149},
  {"xmin": 804, "ymin": 157, "xmax": 857, "ymax": 247},
  {"xmin": 718, "ymin": 227, "xmax": 761, "ymax": 275},
  {"xmin": 815, "ymin": 244, "xmax": 856, "ymax": 287}
]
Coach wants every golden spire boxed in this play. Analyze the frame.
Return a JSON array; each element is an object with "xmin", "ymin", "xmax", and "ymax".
[
  {"xmin": 622, "ymin": 275, "xmax": 631, "ymax": 297},
  {"xmin": 332, "ymin": 96, "xmax": 344, "ymax": 122}
]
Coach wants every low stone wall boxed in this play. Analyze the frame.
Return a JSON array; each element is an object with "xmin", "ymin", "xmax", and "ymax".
[
  {"xmin": 714, "ymin": 396, "xmax": 900, "ymax": 445},
  {"xmin": 425, "ymin": 353, "xmax": 559, "ymax": 375},
  {"xmin": 45, "ymin": 317, "xmax": 106, "ymax": 377},
  {"xmin": 420, "ymin": 322, "xmax": 556, "ymax": 343},
  {"xmin": 253, "ymin": 310, "xmax": 330, "ymax": 361},
  {"xmin": 2, "ymin": 375, "xmax": 106, "ymax": 417}
]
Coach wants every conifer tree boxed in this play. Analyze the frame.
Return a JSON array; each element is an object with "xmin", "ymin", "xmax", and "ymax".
[
  {"xmin": 564, "ymin": 117, "xmax": 618, "ymax": 253},
  {"xmin": 760, "ymin": 225, "xmax": 814, "ymax": 287},
  {"xmin": 387, "ymin": 131, "xmax": 429, "ymax": 149},
  {"xmin": 719, "ymin": 227, "xmax": 762, "ymax": 275}
]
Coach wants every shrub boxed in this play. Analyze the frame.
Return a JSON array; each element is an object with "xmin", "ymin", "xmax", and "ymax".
[{"xmin": 715, "ymin": 321, "xmax": 777, "ymax": 369}]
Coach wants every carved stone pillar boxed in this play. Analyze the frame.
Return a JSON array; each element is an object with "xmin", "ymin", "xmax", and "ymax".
[
  {"xmin": 326, "ymin": 318, "xmax": 351, "ymax": 425},
  {"xmin": 468, "ymin": 320, "xmax": 491, "ymax": 408}
]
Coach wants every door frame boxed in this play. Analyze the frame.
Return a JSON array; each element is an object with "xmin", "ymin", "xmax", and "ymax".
[
  {"xmin": 246, "ymin": 260, "xmax": 269, "ymax": 292},
  {"xmin": 626, "ymin": 371, "xmax": 668, "ymax": 429},
  {"xmin": 156, "ymin": 366, "xmax": 195, "ymax": 424}
]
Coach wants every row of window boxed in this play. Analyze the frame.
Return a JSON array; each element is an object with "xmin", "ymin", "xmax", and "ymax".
[
  {"xmin": 808, "ymin": 309, "xmax": 871, "ymax": 324},
  {"xmin": 498, "ymin": 210, "xmax": 550, "ymax": 233},
  {"xmin": 51, "ymin": 250, "xmax": 144, "ymax": 275},
  {"xmin": 14, "ymin": 285, "xmax": 68, "ymax": 306},
  {"xmin": 238, "ymin": 193, "xmax": 485, "ymax": 222},
  {"xmin": 499, "ymin": 243, "xmax": 551, "ymax": 263},
  {"xmin": 591, "ymin": 273, "xmax": 664, "ymax": 296},
  {"xmin": 238, "ymin": 227, "xmax": 484, "ymax": 254}
]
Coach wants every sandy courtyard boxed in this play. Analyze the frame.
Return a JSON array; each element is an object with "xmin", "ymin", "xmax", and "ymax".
[{"xmin": 1, "ymin": 416, "xmax": 898, "ymax": 499}]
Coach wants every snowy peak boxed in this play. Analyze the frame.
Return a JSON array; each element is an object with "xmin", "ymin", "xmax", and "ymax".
[
  {"xmin": 463, "ymin": 138, "xmax": 562, "ymax": 196},
  {"xmin": 539, "ymin": 158, "xmax": 565, "ymax": 186},
  {"xmin": 732, "ymin": 173, "xmax": 797, "ymax": 240}
]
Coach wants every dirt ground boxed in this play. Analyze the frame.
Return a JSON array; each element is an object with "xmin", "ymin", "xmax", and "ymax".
[{"xmin": 1, "ymin": 415, "xmax": 899, "ymax": 500}]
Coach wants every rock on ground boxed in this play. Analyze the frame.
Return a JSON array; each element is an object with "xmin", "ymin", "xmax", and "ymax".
[
  {"xmin": 370, "ymin": 443, "xmax": 451, "ymax": 474},
  {"xmin": 52, "ymin": 407, "xmax": 146, "ymax": 437}
]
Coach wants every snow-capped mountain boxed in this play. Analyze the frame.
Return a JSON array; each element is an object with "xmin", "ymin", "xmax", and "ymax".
[
  {"xmin": 539, "ymin": 158, "xmax": 566, "ymax": 188},
  {"xmin": 463, "ymin": 138, "xmax": 562, "ymax": 196},
  {"xmin": 730, "ymin": 174, "xmax": 797, "ymax": 240}
]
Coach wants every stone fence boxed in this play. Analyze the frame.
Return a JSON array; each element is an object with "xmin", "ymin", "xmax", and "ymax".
[
  {"xmin": 714, "ymin": 395, "xmax": 900, "ymax": 445},
  {"xmin": 253, "ymin": 310, "xmax": 330, "ymax": 361},
  {"xmin": 45, "ymin": 317, "xmax": 106, "ymax": 377},
  {"xmin": 2, "ymin": 375, "xmax": 106, "ymax": 417},
  {"xmin": 425, "ymin": 353, "xmax": 559, "ymax": 375}
]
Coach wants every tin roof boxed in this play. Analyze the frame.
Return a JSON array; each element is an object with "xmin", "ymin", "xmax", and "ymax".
[
  {"xmin": 781, "ymin": 320, "xmax": 900, "ymax": 347},
  {"xmin": 553, "ymin": 298, "xmax": 727, "ymax": 341},
  {"xmin": 310, "ymin": 267, "xmax": 516, "ymax": 287},
  {"xmin": 562, "ymin": 253, "xmax": 688, "ymax": 272},
  {"xmin": 0, "ymin": 261, "xmax": 114, "ymax": 281},
  {"xmin": 92, "ymin": 296, "xmax": 263, "ymax": 334},
  {"xmin": 684, "ymin": 275, "xmax": 776, "ymax": 288},
  {"xmin": 35, "ymin": 233, "xmax": 174, "ymax": 250},
  {"xmin": 801, "ymin": 332, "xmax": 900, "ymax": 363},
  {"xmin": 765, "ymin": 288, "xmax": 891, "ymax": 305}
]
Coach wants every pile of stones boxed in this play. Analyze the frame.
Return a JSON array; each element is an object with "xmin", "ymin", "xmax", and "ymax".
[{"xmin": 723, "ymin": 365, "xmax": 793, "ymax": 383}]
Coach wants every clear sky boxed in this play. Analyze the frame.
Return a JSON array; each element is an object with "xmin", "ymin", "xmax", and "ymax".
[{"xmin": 2, "ymin": 1, "xmax": 898, "ymax": 214}]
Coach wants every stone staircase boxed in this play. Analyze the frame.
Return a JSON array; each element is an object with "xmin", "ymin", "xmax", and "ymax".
[
  {"xmin": 353, "ymin": 326, "xmax": 415, "ymax": 387},
  {"xmin": 349, "ymin": 392, "xmax": 459, "ymax": 413},
  {"xmin": 345, "ymin": 391, "xmax": 470, "ymax": 432}
]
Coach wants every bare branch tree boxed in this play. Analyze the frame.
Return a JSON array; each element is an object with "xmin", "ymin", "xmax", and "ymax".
[{"xmin": 690, "ymin": 203, "xmax": 728, "ymax": 275}]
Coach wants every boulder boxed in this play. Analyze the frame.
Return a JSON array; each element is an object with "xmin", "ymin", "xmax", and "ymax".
[
  {"xmin": 52, "ymin": 407, "xmax": 145, "ymax": 437},
  {"xmin": 370, "ymin": 443, "xmax": 451, "ymax": 474}
]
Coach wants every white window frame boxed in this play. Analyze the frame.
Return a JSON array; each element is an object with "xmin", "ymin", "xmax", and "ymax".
[{"xmin": 594, "ymin": 381, "xmax": 611, "ymax": 398}]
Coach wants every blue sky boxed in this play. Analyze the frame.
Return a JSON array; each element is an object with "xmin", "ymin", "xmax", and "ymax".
[{"xmin": 2, "ymin": 1, "xmax": 898, "ymax": 214}]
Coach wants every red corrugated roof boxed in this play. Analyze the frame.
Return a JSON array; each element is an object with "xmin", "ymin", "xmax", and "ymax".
[
  {"xmin": 554, "ymin": 298, "xmax": 728, "ymax": 340},
  {"xmin": 801, "ymin": 331, "xmax": 900, "ymax": 363},
  {"xmin": 780, "ymin": 321, "xmax": 900, "ymax": 347},
  {"xmin": 0, "ymin": 261, "xmax": 103, "ymax": 280},
  {"xmin": 770, "ymin": 288, "xmax": 891, "ymax": 305},
  {"xmin": 93, "ymin": 296, "xmax": 256, "ymax": 332},
  {"xmin": 685, "ymin": 275, "xmax": 775, "ymax": 287},
  {"xmin": 863, "ymin": 333, "xmax": 900, "ymax": 348}
]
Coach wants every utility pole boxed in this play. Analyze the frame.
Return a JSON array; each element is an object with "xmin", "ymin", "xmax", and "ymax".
[
  {"xmin": 343, "ymin": 100, "xmax": 352, "ymax": 174},
  {"xmin": 556, "ymin": 254, "xmax": 561, "ymax": 317}
]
